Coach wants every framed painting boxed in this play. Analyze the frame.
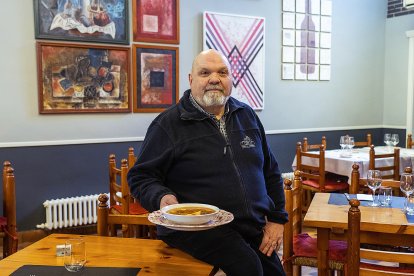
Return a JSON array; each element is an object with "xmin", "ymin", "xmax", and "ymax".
[
  {"xmin": 37, "ymin": 42, "xmax": 131, "ymax": 114},
  {"xmin": 132, "ymin": 44, "xmax": 178, "ymax": 113},
  {"xmin": 203, "ymin": 12, "xmax": 265, "ymax": 110},
  {"xmin": 34, "ymin": 0, "xmax": 129, "ymax": 44},
  {"xmin": 132, "ymin": 0, "xmax": 179, "ymax": 44}
]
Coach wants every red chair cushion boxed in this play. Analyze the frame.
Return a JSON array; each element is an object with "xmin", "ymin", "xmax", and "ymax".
[
  {"xmin": 111, "ymin": 202, "xmax": 148, "ymax": 215},
  {"xmin": 0, "ymin": 216, "xmax": 6, "ymax": 227},
  {"xmin": 293, "ymin": 233, "xmax": 348, "ymax": 261},
  {"xmin": 302, "ymin": 178, "xmax": 349, "ymax": 191}
]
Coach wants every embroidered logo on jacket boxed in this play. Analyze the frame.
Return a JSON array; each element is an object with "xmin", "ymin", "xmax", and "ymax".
[{"xmin": 240, "ymin": 136, "xmax": 256, "ymax": 149}]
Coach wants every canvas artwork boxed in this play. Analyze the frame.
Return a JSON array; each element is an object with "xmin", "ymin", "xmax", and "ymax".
[
  {"xmin": 37, "ymin": 42, "xmax": 130, "ymax": 113},
  {"xmin": 132, "ymin": 45, "xmax": 178, "ymax": 113},
  {"xmin": 203, "ymin": 12, "xmax": 265, "ymax": 110},
  {"xmin": 281, "ymin": 0, "xmax": 332, "ymax": 81},
  {"xmin": 34, "ymin": 0, "xmax": 129, "ymax": 44},
  {"xmin": 133, "ymin": 0, "xmax": 179, "ymax": 44}
]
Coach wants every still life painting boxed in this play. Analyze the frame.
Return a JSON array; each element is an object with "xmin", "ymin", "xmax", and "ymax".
[
  {"xmin": 34, "ymin": 0, "xmax": 129, "ymax": 44},
  {"xmin": 132, "ymin": 44, "xmax": 178, "ymax": 113},
  {"xmin": 37, "ymin": 42, "xmax": 130, "ymax": 113}
]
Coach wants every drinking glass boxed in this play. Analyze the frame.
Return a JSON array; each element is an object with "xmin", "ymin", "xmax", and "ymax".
[
  {"xmin": 378, "ymin": 186, "xmax": 392, "ymax": 206},
  {"xmin": 339, "ymin": 136, "xmax": 347, "ymax": 150},
  {"xmin": 64, "ymin": 238, "xmax": 86, "ymax": 272},
  {"xmin": 367, "ymin": 170, "xmax": 382, "ymax": 207},
  {"xmin": 391, "ymin": 134, "xmax": 399, "ymax": 147},
  {"xmin": 348, "ymin": 136, "xmax": 355, "ymax": 151},
  {"xmin": 400, "ymin": 173, "xmax": 414, "ymax": 214},
  {"xmin": 384, "ymin": 133, "xmax": 391, "ymax": 146}
]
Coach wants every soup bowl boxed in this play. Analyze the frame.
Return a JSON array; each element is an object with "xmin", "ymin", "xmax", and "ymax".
[{"xmin": 161, "ymin": 203, "xmax": 220, "ymax": 225}]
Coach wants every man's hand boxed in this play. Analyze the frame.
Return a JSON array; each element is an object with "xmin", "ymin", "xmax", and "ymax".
[
  {"xmin": 259, "ymin": 221, "xmax": 284, "ymax": 257},
  {"xmin": 160, "ymin": 194, "xmax": 179, "ymax": 209}
]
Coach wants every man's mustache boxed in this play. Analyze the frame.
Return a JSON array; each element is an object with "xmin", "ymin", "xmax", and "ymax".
[{"xmin": 205, "ymin": 85, "xmax": 224, "ymax": 92}]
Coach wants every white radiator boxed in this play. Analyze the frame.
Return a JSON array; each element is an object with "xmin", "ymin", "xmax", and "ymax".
[{"xmin": 36, "ymin": 193, "xmax": 108, "ymax": 230}]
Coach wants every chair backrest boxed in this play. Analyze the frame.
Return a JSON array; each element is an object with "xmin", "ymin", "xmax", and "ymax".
[
  {"xmin": 353, "ymin": 133, "xmax": 372, "ymax": 148},
  {"xmin": 97, "ymin": 194, "xmax": 154, "ymax": 237},
  {"xmin": 302, "ymin": 136, "xmax": 327, "ymax": 152},
  {"xmin": 350, "ymin": 163, "xmax": 404, "ymax": 196},
  {"xmin": 346, "ymin": 199, "xmax": 414, "ymax": 276},
  {"xmin": 2, "ymin": 161, "xmax": 18, "ymax": 257},
  {"xmin": 296, "ymin": 142, "xmax": 327, "ymax": 191},
  {"xmin": 283, "ymin": 170, "xmax": 303, "ymax": 274},
  {"xmin": 407, "ymin": 134, "xmax": 413, "ymax": 149},
  {"xmin": 108, "ymin": 154, "xmax": 131, "ymax": 214},
  {"xmin": 368, "ymin": 145, "xmax": 400, "ymax": 180},
  {"xmin": 128, "ymin": 147, "xmax": 137, "ymax": 169}
]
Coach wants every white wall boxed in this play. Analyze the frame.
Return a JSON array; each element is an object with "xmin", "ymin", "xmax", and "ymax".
[
  {"xmin": 0, "ymin": 0, "xmax": 398, "ymax": 146},
  {"xmin": 383, "ymin": 14, "xmax": 414, "ymax": 129}
]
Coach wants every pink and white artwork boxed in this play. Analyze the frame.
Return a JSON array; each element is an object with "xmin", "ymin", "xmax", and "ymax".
[{"xmin": 203, "ymin": 12, "xmax": 265, "ymax": 110}]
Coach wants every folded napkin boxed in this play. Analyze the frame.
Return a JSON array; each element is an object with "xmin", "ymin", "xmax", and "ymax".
[
  {"xmin": 356, "ymin": 194, "xmax": 373, "ymax": 201},
  {"xmin": 11, "ymin": 265, "xmax": 140, "ymax": 276}
]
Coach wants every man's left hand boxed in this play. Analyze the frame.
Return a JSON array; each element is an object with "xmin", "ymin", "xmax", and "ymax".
[{"xmin": 259, "ymin": 221, "xmax": 284, "ymax": 257}]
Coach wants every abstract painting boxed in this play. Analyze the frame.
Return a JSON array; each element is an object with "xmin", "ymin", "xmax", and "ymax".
[
  {"xmin": 132, "ymin": 44, "xmax": 178, "ymax": 113},
  {"xmin": 132, "ymin": 0, "xmax": 179, "ymax": 44},
  {"xmin": 34, "ymin": 0, "xmax": 129, "ymax": 44},
  {"xmin": 203, "ymin": 12, "xmax": 265, "ymax": 110},
  {"xmin": 37, "ymin": 42, "xmax": 130, "ymax": 113}
]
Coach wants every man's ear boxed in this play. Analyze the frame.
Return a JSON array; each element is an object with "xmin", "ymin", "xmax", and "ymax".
[{"xmin": 188, "ymin": 73, "xmax": 192, "ymax": 85}]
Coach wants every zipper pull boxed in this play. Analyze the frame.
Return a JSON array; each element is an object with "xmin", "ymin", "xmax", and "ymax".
[{"xmin": 223, "ymin": 143, "xmax": 231, "ymax": 155}]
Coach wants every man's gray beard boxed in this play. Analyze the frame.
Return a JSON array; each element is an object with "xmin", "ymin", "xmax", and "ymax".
[{"xmin": 203, "ymin": 91, "xmax": 229, "ymax": 106}]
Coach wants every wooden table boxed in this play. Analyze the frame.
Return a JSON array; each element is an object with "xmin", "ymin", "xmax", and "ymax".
[
  {"xmin": 0, "ymin": 234, "xmax": 213, "ymax": 275},
  {"xmin": 292, "ymin": 146, "xmax": 414, "ymax": 183},
  {"xmin": 304, "ymin": 193, "xmax": 414, "ymax": 276}
]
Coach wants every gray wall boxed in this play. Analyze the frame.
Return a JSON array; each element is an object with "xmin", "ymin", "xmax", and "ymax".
[{"xmin": 0, "ymin": 0, "xmax": 413, "ymax": 230}]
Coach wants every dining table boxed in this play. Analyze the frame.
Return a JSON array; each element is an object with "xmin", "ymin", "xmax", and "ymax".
[
  {"xmin": 292, "ymin": 146, "xmax": 414, "ymax": 183},
  {"xmin": 0, "ymin": 233, "xmax": 213, "ymax": 275},
  {"xmin": 303, "ymin": 192, "xmax": 414, "ymax": 276}
]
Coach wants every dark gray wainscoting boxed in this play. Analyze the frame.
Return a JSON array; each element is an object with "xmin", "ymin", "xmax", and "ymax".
[{"xmin": 0, "ymin": 128, "xmax": 405, "ymax": 230}]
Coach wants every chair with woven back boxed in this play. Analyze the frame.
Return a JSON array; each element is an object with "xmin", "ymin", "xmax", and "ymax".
[
  {"xmin": 295, "ymin": 142, "xmax": 349, "ymax": 211},
  {"xmin": 368, "ymin": 145, "xmax": 400, "ymax": 180},
  {"xmin": 346, "ymin": 199, "xmax": 414, "ymax": 276},
  {"xmin": 108, "ymin": 154, "xmax": 154, "ymax": 238},
  {"xmin": 283, "ymin": 170, "xmax": 347, "ymax": 276},
  {"xmin": 1, "ymin": 161, "xmax": 18, "ymax": 258}
]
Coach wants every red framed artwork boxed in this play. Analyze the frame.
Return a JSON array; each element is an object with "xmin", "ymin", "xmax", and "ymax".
[
  {"xmin": 132, "ymin": 0, "xmax": 179, "ymax": 44},
  {"xmin": 132, "ymin": 44, "xmax": 179, "ymax": 113},
  {"xmin": 36, "ymin": 42, "xmax": 131, "ymax": 114}
]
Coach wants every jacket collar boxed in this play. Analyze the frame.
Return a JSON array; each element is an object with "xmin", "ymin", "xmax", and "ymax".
[{"xmin": 178, "ymin": 89, "xmax": 245, "ymax": 121}]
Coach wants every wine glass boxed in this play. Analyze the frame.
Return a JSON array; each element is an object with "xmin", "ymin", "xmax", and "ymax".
[
  {"xmin": 400, "ymin": 173, "xmax": 414, "ymax": 214},
  {"xmin": 339, "ymin": 136, "xmax": 347, "ymax": 151},
  {"xmin": 391, "ymin": 134, "xmax": 399, "ymax": 147},
  {"xmin": 348, "ymin": 136, "xmax": 355, "ymax": 151},
  {"xmin": 367, "ymin": 170, "xmax": 382, "ymax": 207}
]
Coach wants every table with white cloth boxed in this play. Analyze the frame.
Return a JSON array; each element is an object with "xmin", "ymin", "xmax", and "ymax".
[{"xmin": 292, "ymin": 146, "xmax": 414, "ymax": 183}]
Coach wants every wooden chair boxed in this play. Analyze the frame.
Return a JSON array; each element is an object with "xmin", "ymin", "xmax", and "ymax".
[
  {"xmin": 407, "ymin": 134, "xmax": 413, "ymax": 148},
  {"xmin": 97, "ymin": 194, "xmax": 154, "ymax": 236},
  {"xmin": 368, "ymin": 145, "xmax": 400, "ymax": 180},
  {"xmin": 296, "ymin": 142, "xmax": 349, "ymax": 211},
  {"xmin": 353, "ymin": 133, "xmax": 372, "ymax": 148},
  {"xmin": 302, "ymin": 136, "xmax": 326, "ymax": 152},
  {"xmin": 128, "ymin": 147, "xmax": 137, "ymax": 169},
  {"xmin": 283, "ymin": 171, "xmax": 347, "ymax": 276},
  {"xmin": 108, "ymin": 154, "xmax": 154, "ymax": 238},
  {"xmin": 346, "ymin": 199, "xmax": 414, "ymax": 276},
  {"xmin": 1, "ymin": 161, "xmax": 18, "ymax": 258},
  {"xmin": 350, "ymin": 163, "xmax": 410, "ymax": 196}
]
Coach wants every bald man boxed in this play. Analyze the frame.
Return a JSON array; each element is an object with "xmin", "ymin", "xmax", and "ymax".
[{"xmin": 128, "ymin": 49, "xmax": 287, "ymax": 275}]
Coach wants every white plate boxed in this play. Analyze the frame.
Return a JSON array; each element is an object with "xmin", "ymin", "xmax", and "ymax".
[{"xmin": 148, "ymin": 209, "xmax": 234, "ymax": 231}]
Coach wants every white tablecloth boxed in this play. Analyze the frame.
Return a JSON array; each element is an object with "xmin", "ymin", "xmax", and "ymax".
[{"xmin": 291, "ymin": 146, "xmax": 414, "ymax": 183}]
